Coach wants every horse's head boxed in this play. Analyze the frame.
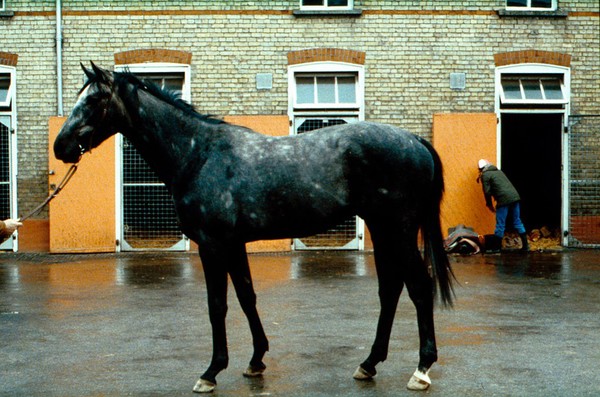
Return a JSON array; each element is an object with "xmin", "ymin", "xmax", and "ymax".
[{"xmin": 54, "ymin": 62, "xmax": 123, "ymax": 163}]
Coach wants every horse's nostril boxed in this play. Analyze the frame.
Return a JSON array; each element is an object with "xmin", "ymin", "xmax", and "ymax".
[{"xmin": 53, "ymin": 139, "xmax": 76, "ymax": 163}]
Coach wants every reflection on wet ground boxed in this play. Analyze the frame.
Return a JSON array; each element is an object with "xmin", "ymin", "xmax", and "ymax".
[{"xmin": 1, "ymin": 250, "xmax": 599, "ymax": 396}]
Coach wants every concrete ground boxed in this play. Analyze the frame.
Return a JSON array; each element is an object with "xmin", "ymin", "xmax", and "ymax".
[{"xmin": 1, "ymin": 249, "xmax": 599, "ymax": 397}]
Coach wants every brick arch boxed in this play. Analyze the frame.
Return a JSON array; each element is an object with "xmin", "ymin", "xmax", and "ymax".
[
  {"xmin": 114, "ymin": 49, "xmax": 192, "ymax": 65},
  {"xmin": 0, "ymin": 52, "xmax": 18, "ymax": 67},
  {"xmin": 494, "ymin": 50, "xmax": 571, "ymax": 67},
  {"xmin": 288, "ymin": 48, "xmax": 366, "ymax": 65}
]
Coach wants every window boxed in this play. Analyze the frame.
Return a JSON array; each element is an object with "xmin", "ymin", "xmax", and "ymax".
[
  {"xmin": 500, "ymin": 76, "xmax": 567, "ymax": 104},
  {"xmin": 0, "ymin": 1, "xmax": 5, "ymax": 11},
  {"xmin": 506, "ymin": 0, "xmax": 557, "ymax": 11},
  {"xmin": 0, "ymin": 73, "xmax": 13, "ymax": 107},
  {"xmin": 300, "ymin": 0, "xmax": 353, "ymax": 10},
  {"xmin": 295, "ymin": 73, "xmax": 357, "ymax": 107},
  {"xmin": 139, "ymin": 73, "xmax": 184, "ymax": 97}
]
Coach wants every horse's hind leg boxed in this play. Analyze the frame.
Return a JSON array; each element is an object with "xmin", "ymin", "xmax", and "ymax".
[
  {"xmin": 404, "ymin": 248, "xmax": 437, "ymax": 390},
  {"xmin": 354, "ymin": 229, "xmax": 405, "ymax": 380},
  {"xmin": 228, "ymin": 244, "xmax": 269, "ymax": 377}
]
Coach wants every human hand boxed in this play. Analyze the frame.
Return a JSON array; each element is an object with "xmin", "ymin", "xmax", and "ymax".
[{"xmin": 3, "ymin": 218, "xmax": 23, "ymax": 234}]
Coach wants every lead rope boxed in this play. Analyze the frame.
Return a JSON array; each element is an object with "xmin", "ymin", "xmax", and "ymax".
[{"xmin": 19, "ymin": 161, "xmax": 79, "ymax": 222}]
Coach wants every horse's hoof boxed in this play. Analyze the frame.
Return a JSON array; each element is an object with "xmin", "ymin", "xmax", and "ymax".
[
  {"xmin": 193, "ymin": 379, "xmax": 216, "ymax": 393},
  {"xmin": 407, "ymin": 368, "xmax": 431, "ymax": 391},
  {"xmin": 243, "ymin": 365, "xmax": 265, "ymax": 377},
  {"xmin": 353, "ymin": 365, "xmax": 376, "ymax": 380}
]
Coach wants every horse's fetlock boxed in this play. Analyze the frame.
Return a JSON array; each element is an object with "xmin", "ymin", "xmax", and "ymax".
[{"xmin": 419, "ymin": 347, "xmax": 438, "ymax": 369}]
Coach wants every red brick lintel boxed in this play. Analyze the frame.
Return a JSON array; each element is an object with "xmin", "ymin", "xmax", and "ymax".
[
  {"xmin": 288, "ymin": 48, "xmax": 366, "ymax": 66},
  {"xmin": 0, "ymin": 52, "xmax": 18, "ymax": 67},
  {"xmin": 494, "ymin": 50, "xmax": 572, "ymax": 67},
  {"xmin": 114, "ymin": 49, "xmax": 192, "ymax": 65}
]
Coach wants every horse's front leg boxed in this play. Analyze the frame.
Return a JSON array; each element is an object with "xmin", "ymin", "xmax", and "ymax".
[
  {"xmin": 194, "ymin": 247, "xmax": 229, "ymax": 393},
  {"xmin": 228, "ymin": 243, "xmax": 269, "ymax": 377},
  {"xmin": 354, "ymin": 232, "xmax": 404, "ymax": 381}
]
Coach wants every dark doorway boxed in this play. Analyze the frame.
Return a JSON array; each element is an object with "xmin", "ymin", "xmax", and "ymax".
[{"xmin": 501, "ymin": 113, "xmax": 562, "ymax": 231}]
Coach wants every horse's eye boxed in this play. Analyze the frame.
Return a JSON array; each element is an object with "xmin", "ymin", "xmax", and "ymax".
[
  {"xmin": 84, "ymin": 96, "xmax": 107, "ymax": 111},
  {"xmin": 85, "ymin": 97, "xmax": 100, "ymax": 107}
]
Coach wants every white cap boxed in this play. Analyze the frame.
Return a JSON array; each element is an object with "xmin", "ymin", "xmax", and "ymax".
[{"xmin": 478, "ymin": 159, "xmax": 490, "ymax": 170}]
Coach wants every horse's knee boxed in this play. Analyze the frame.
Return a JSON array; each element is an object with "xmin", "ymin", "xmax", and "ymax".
[{"xmin": 208, "ymin": 299, "xmax": 228, "ymax": 322}]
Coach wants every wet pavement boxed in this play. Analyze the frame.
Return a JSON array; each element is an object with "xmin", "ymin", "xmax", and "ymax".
[{"xmin": 1, "ymin": 250, "xmax": 599, "ymax": 397}]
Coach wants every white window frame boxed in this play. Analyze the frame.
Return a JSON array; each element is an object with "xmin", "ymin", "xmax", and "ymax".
[
  {"xmin": 499, "ymin": 76, "xmax": 568, "ymax": 105},
  {"xmin": 0, "ymin": 70, "xmax": 15, "ymax": 108},
  {"xmin": 300, "ymin": 0, "xmax": 353, "ymax": 11},
  {"xmin": 288, "ymin": 62, "xmax": 364, "ymax": 118},
  {"xmin": 294, "ymin": 73, "xmax": 359, "ymax": 109},
  {"xmin": 506, "ymin": 0, "xmax": 557, "ymax": 11},
  {"xmin": 116, "ymin": 63, "xmax": 191, "ymax": 101},
  {"xmin": 0, "ymin": 0, "xmax": 5, "ymax": 11},
  {"xmin": 114, "ymin": 63, "xmax": 191, "ymax": 252},
  {"xmin": 496, "ymin": 64, "xmax": 570, "ymax": 107}
]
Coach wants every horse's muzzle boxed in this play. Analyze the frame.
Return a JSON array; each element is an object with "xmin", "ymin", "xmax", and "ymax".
[{"xmin": 53, "ymin": 135, "xmax": 81, "ymax": 164}]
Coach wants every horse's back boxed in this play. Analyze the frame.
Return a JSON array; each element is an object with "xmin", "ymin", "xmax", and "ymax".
[
  {"xmin": 262, "ymin": 120, "xmax": 436, "ymax": 222},
  {"xmin": 326, "ymin": 122, "xmax": 435, "ymax": 200}
]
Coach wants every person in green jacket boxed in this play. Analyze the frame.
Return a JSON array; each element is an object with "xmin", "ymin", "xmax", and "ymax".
[{"xmin": 478, "ymin": 159, "xmax": 528, "ymax": 252}]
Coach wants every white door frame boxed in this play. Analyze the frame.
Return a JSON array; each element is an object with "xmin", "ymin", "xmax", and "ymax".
[
  {"xmin": 288, "ymin": 61, "xmax": 365, "ymax": 250},
  {"xmin": 0, "ymin": 65, "xmax": 17, "ymax": 251},
  {"xmin": 495, "ymin": 63, "xmax": 571, "ymax": 245}
]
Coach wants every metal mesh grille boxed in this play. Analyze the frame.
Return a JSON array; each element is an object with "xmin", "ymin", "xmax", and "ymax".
[
  {"xmin": 0, "ymin": 120, "xmax": 10, "ymax": 220},
  {"xmin": 568, "ymin": 115, "xmax": 600, "ymax": 247},
  {"xmin": 122, "ymin": 137, "xmax": 184, "ymax": 250},
  {"xmin": 295, "ymin": 118, "xmax": 357, "ymax": 249},
  {"xmin": 299, "ymin": 217, "xmax": 357, "ymax": 248},
  {"xmin": 297, "ymin": 118, "xmax": 347, "ymax": 133}
]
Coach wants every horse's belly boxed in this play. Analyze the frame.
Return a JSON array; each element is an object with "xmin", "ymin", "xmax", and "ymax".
[{"xmin": 239, "ymin": 202, "xmax": 352, "ymax": 242}]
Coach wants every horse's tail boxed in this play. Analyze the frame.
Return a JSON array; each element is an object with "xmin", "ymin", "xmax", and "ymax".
[{"xmin": 418, "ymin": 137, "xmax": 455, "ymax": 307}]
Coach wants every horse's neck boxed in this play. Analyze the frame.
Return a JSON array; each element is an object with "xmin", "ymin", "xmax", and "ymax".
[{"xmin": 120, "ymin": 93, "xmax": 217, "ymax": 188}]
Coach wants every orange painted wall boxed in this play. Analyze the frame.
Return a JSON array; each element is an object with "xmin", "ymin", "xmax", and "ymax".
[
  {"xmin": 48, "ymin": 117, "xmax": 116, "ymax": 253},
  {"xmin": 18, "ymin": 219, "xmax": 49, "ymax": 252},
  {"xmin": 224, "ymin": 115, "xmax": 292, "ymax": 253},
  {"xmin": 433, "ymin": 113, "xmax": 497, "ymax": 237},
  {"xmin": 224, "ymin": 115, "xmax": 290, "ymax": 137}
]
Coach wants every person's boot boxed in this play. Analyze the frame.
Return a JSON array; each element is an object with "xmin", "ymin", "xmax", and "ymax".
[{"xmin": 519, "ymin": 233, "xmax": 529, "ymax": 252}]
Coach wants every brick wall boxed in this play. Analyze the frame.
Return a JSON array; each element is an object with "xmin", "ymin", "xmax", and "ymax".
[{"xmin": 0, "ymin": 0, "xmax": 598, "ymax": 218}]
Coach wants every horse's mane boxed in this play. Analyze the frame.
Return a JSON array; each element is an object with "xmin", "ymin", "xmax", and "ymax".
[{"xmin": 113, "ymin": 71, "xmax": 226, "ymax": 125}]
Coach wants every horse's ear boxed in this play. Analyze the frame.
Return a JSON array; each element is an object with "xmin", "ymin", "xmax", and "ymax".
[
  {"xmin": 81, "ymin": 62, "xmax": 95, "ymax": 81},
  {"xmin": 90, "ymin": 61, "xmax": 112, "ymax": 84}
]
